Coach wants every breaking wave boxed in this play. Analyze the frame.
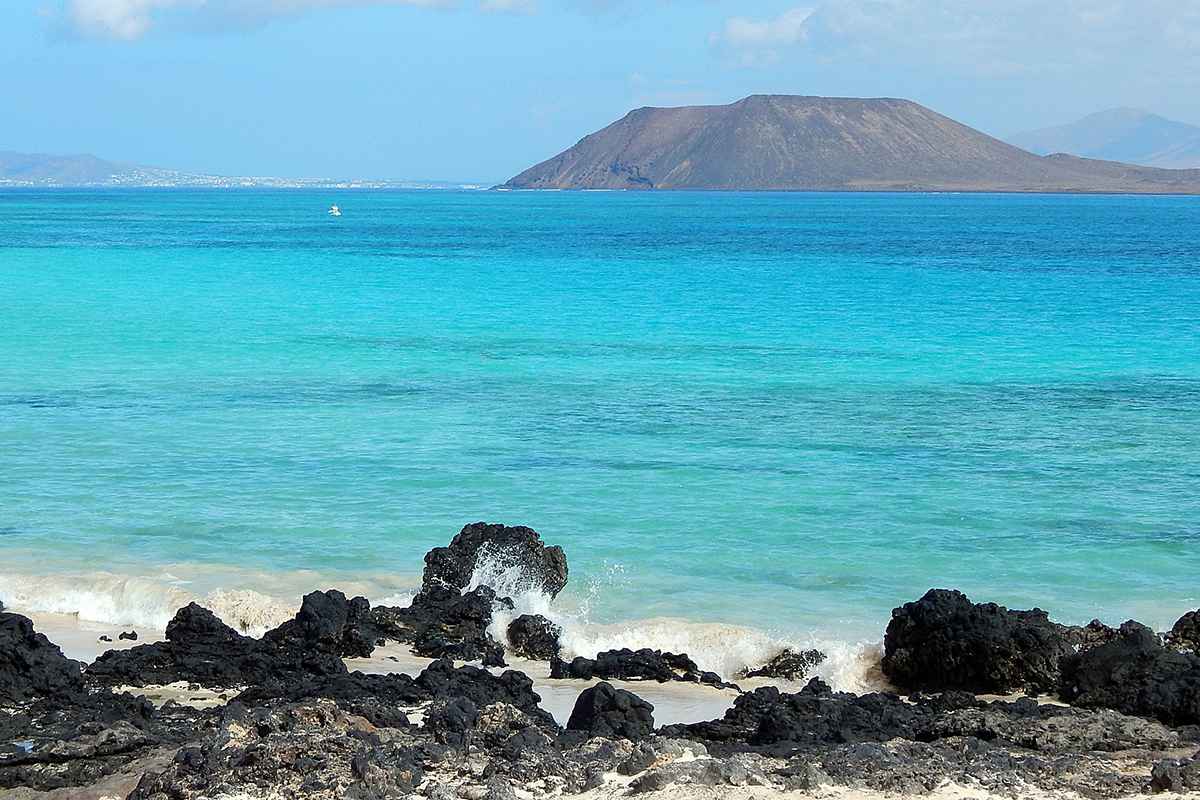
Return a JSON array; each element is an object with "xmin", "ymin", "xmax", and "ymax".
[{"xmin": 0, "ymin": 553, "xmax": 886, "ymax": 692}]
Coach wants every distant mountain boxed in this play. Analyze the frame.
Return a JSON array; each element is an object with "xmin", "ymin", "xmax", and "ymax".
[
  {"xmin": 503, "ymin": 95, "xmax": 1200, "ymax": 193},
  {"xmin": 1008, "ymin": 109, "xmax": 1200, "ymax": 169},
  {"xmin": 0, "ymin": 151, "xmax": 486, "ymax": 189}
]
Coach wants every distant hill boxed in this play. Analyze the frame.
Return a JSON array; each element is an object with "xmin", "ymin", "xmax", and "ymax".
[
  {"xmin": 503, "ymin": 95, "xmax": 1200, "ymax": 193},
  {"xmin": 1008, "ymin": 109, "xmax": 1200, "ymax": 169},
  {"xmin": 0, "ymin": 151, "xmax": 485, "ymax": 189},
  {"xmin": 0, "ymin": 151, "xmax": 166, "ymax": 186}
]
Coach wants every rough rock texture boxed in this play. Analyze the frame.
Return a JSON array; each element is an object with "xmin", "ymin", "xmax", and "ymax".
[
  {"xmin": 7, "ymin": 600, "xmax": 1200, "ymax": 799},
  {"xmin": 126, "ymin": 700, "xmax": 425, "ymax": 800},
  {"xmin": 262, "ymin": 589, "xmax": 399, "ymax": 659},
  {"xmin": 567, "ymin": 682, "xmax": 655, "ymax": 740},
  {"xmin": 379, "ymin": 584, "xmax": 508, "ymax": 666},
  {"xmin": 1152, "ymin": 753, "xmax": 1200, "ymax": 792},
  {"xmin": 0, "ymin": 691, "xmax": 211, "ymax": 792},
  {"xmin": 0, "ymin": 612, "xmax": 84, "ymax": 703},
  {"xmin": 506, "ymin": 614, "xmax": 562, "ymax": 660},
  {"xmin": 1060, "ymin": 620, "xmax": 1200, "ymax": 726},
  {"xmin": 551, "ymin": 649, "xmax": 735, "ymax": 690},
  {"xmin": 663, "ymin": 677, "xmax": 1183, "ymax": 760},
  {"xmin": 882, "ymin": 589, "xmax": 1075, "ymax": 694},
  {"xmin": 87, "ymin": 602, "xmax": 347, "ymax": 689},
  {"xmin": 422, "ymin": 522, "xmax": 568, "ymax": 597},
  {"xmin": 504, "ymin": 94, "xmax": 1200, "ymax": 194},
  {"xmin": 1169, "ymin": 610, "xmax": 1200, "ymax": 653},
  {"xmin": 738, "ymin": 648, "xmax": 827, "ymax": 681}
]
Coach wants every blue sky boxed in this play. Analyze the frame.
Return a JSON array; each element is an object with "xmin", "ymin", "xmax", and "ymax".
[{"xmin": 4, "ymin": 1, "xmax": 1199, "ymax": 181}]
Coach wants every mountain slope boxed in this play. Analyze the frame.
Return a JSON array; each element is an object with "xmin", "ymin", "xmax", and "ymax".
[
  {"xmin": 0, "ymin": 151, "xmax": 139, "ymax": 185},
  {"xmin": 504, "ymin": 95, "xmax": 1200, "ymax": 193},
  {"xmin": 1008, "ymin": 109, "xmax": 1200, "ymax": 169}
]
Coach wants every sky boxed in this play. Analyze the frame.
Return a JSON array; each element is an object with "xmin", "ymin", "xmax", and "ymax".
[{"xmin": 3, "ymin": 1, "xmax": 1199, "ymax": 182}]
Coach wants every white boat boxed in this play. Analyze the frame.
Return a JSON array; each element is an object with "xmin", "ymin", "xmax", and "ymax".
[{"xmin": 328, "ymin": 204, "xmax": 342, "ymax": 217}]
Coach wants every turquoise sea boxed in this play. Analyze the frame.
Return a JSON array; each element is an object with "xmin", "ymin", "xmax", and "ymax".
[{"xmin": 2, "ymin": 189, "xmax": 1198, "ymax": 676}]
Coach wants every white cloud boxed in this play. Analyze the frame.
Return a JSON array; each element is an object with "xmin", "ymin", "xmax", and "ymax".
[
  {"xmin": 67, "ymin": 0, "xmax": 200, "ymax": 40},
  {"xmin": 62, "ymin": 0, "xmax": 532, "ymax": 39},
  {"xmin": 480, "ymin": 0, "xmax": 537, "ymax": 12},
  {"xmin": 715, "ymin": 7, "xmax": 814, "ymax": 49},
  {"xmin": 711, "ymin": 0, "xmax": 1200, "ymax": 75}
]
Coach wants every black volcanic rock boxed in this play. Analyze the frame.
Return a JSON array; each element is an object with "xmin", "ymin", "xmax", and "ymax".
[
  {"xmin": 381, "ymin": 584, "xmax": 508, "ymax": 667},
  {"xmin": 739, "ymin": 648, "xmax": 827, "ymax": 682},
  {"xmin": 1168, "ymin": 610, "xmax": 1200, "ymax": 652},
  {"xmin": 87, "ymin": 602, "xmax": 346, "ymax": 689},
  {"xmin": 505, "ymin": 95, "xmax": 1200, "ymax": 194},
  {"xmin": 551, "ymin": 648, "xmax": 734, "ymax": 689},
  {"xmin": 567, "ymin": 682, "xmax": 655, "ymax": 740},
  {"xmin": 664, "ymin": 676, "xmax": 1178, "ymax": 759},
  {"xmin": 881, "ymin": 589, "xmax": 1073, "ymax": 694},
  {"xmin": 506, "ymin": 614, "xmax": 562, "ymax": 660},
  {"xmin": 262, "ymin": 589, "xmax": 396, "ymax": 659},
  {"xmin": 1060, "ymin": 621, "xmax": 1200, "ymax": 726},
  {"xmin": 422, "ymin": 522, "xmax": 568, "ymax": 597},
  {"xmin": 0, "ymin": 611, "xmax": 84, "ymax": 703}
]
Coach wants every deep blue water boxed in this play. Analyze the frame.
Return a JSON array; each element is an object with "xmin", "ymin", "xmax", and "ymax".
[{"xmin": 1, "ymin": 188, "xmax": 1198, "ymax": 646}]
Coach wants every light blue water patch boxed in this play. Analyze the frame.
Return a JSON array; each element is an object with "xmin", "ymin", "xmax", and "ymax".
[{"xmin": 1, "ymin": 189, "xmax": 1198, "ymax": 641}]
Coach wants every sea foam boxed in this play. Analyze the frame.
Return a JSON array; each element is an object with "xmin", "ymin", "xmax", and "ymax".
[{"xmin": 1, "ymin": 558, "xmax": 885, "ymax": 692}]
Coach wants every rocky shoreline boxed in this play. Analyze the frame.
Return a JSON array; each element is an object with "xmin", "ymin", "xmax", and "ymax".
[{"xmin": 3, "ymin": 523, "xmax": 1200, "ymax": 798}]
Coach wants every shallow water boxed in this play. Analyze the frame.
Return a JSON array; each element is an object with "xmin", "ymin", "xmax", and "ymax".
[{"xmin": 2, "ymin": 189, "xmax": 1199, "ymax": 679}]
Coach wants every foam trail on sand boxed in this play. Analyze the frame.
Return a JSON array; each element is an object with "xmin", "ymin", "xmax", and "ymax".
[
  {"xmin": 466, "ymin": 549, "xmax": 885, "ymax": 692},
  {"xmin": 0, "ymin": 571, "xmax": 295, "ymax": 636},
  {"xmin": 1, "ymin": 558, "xmax": 886, "ymax": 694}
]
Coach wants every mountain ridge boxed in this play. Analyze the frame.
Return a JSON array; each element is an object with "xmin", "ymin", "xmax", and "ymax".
[
  {"xmin": 1008, "ymin": 109, "xmax": 1200, "ymax": 169},
  {"xmin": 504, "ymin": 95, "xmax": 1200, "ymax": 193}
]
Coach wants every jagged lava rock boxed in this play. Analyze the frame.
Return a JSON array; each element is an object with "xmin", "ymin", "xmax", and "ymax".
[
  {"xmin": 506, "ymin": 614, "xmax": 562, "ymax": 660},
  {"xmin": 567, "ymin": 682, "xmax": 655, "ymax": 740},
  {"xmin": 87, "ymin": 602, "xmax": 346, "ymax": 689},
  {"xmin": 383, "ymin": 584, "xmax": 508, "ymax": 666},
  {"xmin": 739, "ymin": 648, "xmax": 827, "ymax": 681},
  {"xmin": 1168, "ymin": 609, "xmax": 1200, "ymax": 652},
  {"xmin": 551, "ymin": 648, "xmax": 734, "ymax": 689},
  {"xmin": 1060, "ymin": 620, "xmax": 1200, "ymax": 726},
  {"xmin": 423, "ymin": 522, "xmax": 568, "ymax": 597},
  {"xmin": 881, "ymin": 588, "xmax": 1073, "ymax": 694},
  {"xmin": 262, "ymin": 588, "xmax": 397, "ymax": 658},
  {"xmin": 0, "ymin": 611, "xmax": 84, "ymax": 703},
  {"xmin": 127, "ymin": 701, "xmax": 425, "ymax": 800}
]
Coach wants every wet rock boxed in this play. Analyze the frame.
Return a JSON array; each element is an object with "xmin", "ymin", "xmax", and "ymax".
[
  {"xmin": 567, "ymin": 682, "xmax": 655, "ymax": 740},
  {"xmin": 376, "ymin": 584, "xmax": 508, "ymax": 667},
  {"xmin": 0, "ymin": 611, "xmax": 84, "ymax": 703},
  {"xmin": 1063, "ymin": 618, "xmax": 1119, "ymax": 651},
  {"xmin": 738, "ymin": 648, "xmax": 827, "ymax": 681},
  {"xmin": 98, "ymin": 635, "xmax": 113, "ymax": 643},
  {"xmin": 506, "ymin": 614, "xmax": 561, "ymax": 660},
  {"xmin": 1168, "ymin": 610, "xmax": 1200, "ymax": 653},
  {"xmin": 1060, "ymin": 621, "xmax": 1200, "ymax": 726},
  {"xmin": 550, "ymin": 648, "xmax": 736, "ymax": 689},
  {"xmin": 881, "ymin": 588, "xmax": 1073, "ymax": 694},
  {"xmin": 119, "ymin": 630, "xmax": 138, "ymax": 641},
  {"xmin": 422, "ymin": 522, "xmax": 568, "ymax": 597}
]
